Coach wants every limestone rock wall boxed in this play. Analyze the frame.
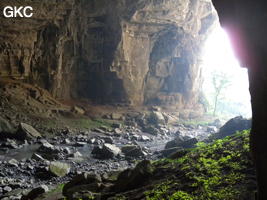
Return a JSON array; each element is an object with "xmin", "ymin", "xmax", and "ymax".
[{"xmin": 0, "ymin": 0, "xmax": 216, "ymax": 112}]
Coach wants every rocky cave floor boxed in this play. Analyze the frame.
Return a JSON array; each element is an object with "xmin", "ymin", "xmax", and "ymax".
[{"xmin": 0, "ymin": 81, "xmax": 256, "ymax": 200}]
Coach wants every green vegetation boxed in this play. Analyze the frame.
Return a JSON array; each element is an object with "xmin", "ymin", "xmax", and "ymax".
[{"xmin": 145, "ymin": 130, "xmax": 256, "ymax": 200}]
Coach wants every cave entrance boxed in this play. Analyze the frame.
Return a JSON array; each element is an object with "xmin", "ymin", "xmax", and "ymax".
[{"xmin": 201, "ymin": 26, "xmax": 252, "ymax": 119}]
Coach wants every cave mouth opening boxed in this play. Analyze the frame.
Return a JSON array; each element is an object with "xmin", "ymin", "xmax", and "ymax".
[{"xmin": 201, "ymin": 26, "xmax": 252, "ymax": 120}]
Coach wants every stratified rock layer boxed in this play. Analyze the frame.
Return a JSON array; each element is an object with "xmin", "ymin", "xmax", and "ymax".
[{"xmin": 0, "ymin": 0, "xmax": 216, "ymax": 113}]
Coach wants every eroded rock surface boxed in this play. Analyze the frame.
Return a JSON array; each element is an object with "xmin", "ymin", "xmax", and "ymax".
[{"xmin": 0, "ymin": 0, "xmax": 216, "ymax": 117}]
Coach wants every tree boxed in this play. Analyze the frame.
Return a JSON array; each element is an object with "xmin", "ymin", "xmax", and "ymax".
[{"xmin": 211, "ymin": 71, "xmax": 231, "ymax": 116}]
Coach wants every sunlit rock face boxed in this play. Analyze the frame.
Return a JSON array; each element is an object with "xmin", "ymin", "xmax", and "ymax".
[{"xmin": 0, "ymin": 0, "xmax": 216, "ymax": 111}]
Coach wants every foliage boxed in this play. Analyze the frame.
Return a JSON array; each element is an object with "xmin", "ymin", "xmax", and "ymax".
[{"xmin": 145, "ymin": 130, "xmax": 255, "ymax": 200}]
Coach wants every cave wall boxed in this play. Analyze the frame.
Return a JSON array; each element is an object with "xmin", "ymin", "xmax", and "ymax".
[{"xmin": 0, "ymin": 0, "xmax": 216, "ymax": 111}]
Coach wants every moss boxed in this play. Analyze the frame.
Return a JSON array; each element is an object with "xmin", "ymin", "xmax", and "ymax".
[{"xmin": 144, "ymin": 130, "xmax": 255, "ymax": 200}]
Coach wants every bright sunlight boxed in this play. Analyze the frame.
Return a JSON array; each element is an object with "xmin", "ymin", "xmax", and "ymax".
[{"xmin": 201, "ymin": 26, "xmax": 252, "ymax": 118}]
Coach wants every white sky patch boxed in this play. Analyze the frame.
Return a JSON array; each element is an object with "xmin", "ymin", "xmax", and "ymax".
[{"xmin": 201, "ymin": 26, "xmax": 252, "ymax": 117}]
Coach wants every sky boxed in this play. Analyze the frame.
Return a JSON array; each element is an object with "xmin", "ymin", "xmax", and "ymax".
[{"xmin": 201, "ymin": 26, "xmax": 252, "ymax": 117}]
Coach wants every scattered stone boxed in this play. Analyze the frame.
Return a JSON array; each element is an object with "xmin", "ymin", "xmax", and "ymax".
[
  {"xmin": 71, "ymin": 106, "xmax": 85, "ymax": 115},
  {"xmin": 114, "ymin": 128, "xmax": 122, "ymax": 134},
  {"xmin": 160, "ymin": 147, "xmax": 183, "ymax": 157},
  {"xmin": 63, "ymin": 172, "xmax": 102, "ymax": 198},
  {"xmin": 140, "ymin": 135, "xmax": 150, "ymax": 142},
  {"xmin": 22, "ymin": 185, "xmax": 49, "ymax": 200},
  {"xmin": 149, "ymin": 111, "xmax": 166, "ymax": 124},
  {"xmin": 31, "ymin": 153, "xmax": 46, "ymax": 162},
  {"xmin": 92, "ymin": 143, "xmax": 121, "ymax": 159},
  {"xmin": 144, "ymin": 126, "xmax": 160, "ymax": 136},
  {"xmin": 111, "ymin": 113, "xmax": 124, "ymax": 120},
  {"xmin": 3, "ymin": 186, "xmax": 12, "ymax": 193},
  {"xmin": 165, "ymin": 136, "xmax": 198, "ymax": 149},
  {"xmin": 121, "ymin": 145, "xmax": 146, "ymax": 158},
  {"xmin": 16, "ymin": 123, "xmax": 42, "ymax": 140},
  {"xmin": 101, "ymin": 136, "xmax": 114, "ymax": 144},
  {"xmin": 8, "ymin": 159, "xmax": 19, "ymax": 167},
  {"xmin": 114, "ymin": 160, "xmax": 154, "ymax": 192},
  {"xmin": 49, "ymin": 162, "xmax": 70, "ymax": 177}
]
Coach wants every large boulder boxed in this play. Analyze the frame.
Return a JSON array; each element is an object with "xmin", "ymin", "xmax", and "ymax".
[
  {"xmin": 49, "ymin": 161, "xmax": 70, "ymax": 177},
  {"xmin": 15, "ymin": 123, "xmax": 42, "ymax": 140},
  {"xmin": 214, "ymin": 116, "xmax": 251, "ymax": 139},
  {"xmin": 37, "ymin": 141, "xmax": 61, "ymax": 160},
  {"xmin": 121, "ymin": 145, "xmax": 147, "ymax": 158},
  {"xmin": 21, "ymin": 185, "xmax": 49, "ymax": 200},
  {"xmin": 148, "ymin": 111, "xmax": 166, "ymax": 125},
  {"xmin": 0, "ymin": 116, "xmax": 15, "ymax": 139},
  {"xmin": 91, "ymin": 143, "xmax": 121, "ymax": 159},
  {"xmin": 62, "ymin": 172, "xmax": 102, "ymax": 199},
  {"xmin": 113, "ymin": 160, "xmax": 154, "ymax": 192},
  {"xmin": 165, "ymin": 136, "xmax": 198, "ymax": 149}
]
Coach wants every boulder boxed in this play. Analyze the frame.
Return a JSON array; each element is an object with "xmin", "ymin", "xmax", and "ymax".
[
  {"xmin": 63, "ymin": 172, "xmax": 101, "ymax": 198},
  {"xmin": 71, "ymin": 106, "xmax": 85, "ymax": 115},
  {"xmin": 49, "ymin": 162, "xmax": 70, "ymax": 177},
  {"xmin": 111, "ymin": 113, "xmax": 124, "ymax": 120},
  {"xmin": 37, "ymin": 141, "xmax": 60, "ymax": 160},
  {"xmin": 113, "ymin": 160, "xmax": 154, "ymax": 192},
  {"xmin": 217, "ymin": 116, "xmax": 251, "ymax": 138},
  {"xmin": 160, "ymin": 147, "xmax": 183, "ymax": 157},
  {"xmin": 92, "ymin": 144, "xmax": 121, "ymax": 159},
  {"xmin": 31, "ymin": 153, "xmax": 46, "ymax": 162},
  {"xmin": 0, "ymin": 116, "xmax": 15, "ymax": 137},
  {"xmin": 15, "ymin": 123, "xmax": 42, "ymax": 140},
  {"xmin": 22, "ymin": 185, "xmax": 49, "ymax": 200},
  {"xmin": 149, "ymin": 111, "xmax": 166, "ymax": 124},
  {"xmin": 100, "ymin": 136, "xmax": 114, "ymax": 144},
  {"xmin": 165, "ymin": 136, "xmax": 198, "ymax": 149},
  {"xmin": 144, "ymin": 125, "xmax": 160, "ymax": 136},
  {"xmin": 140, "ymin": 135, "xmax": 150, "ymax": 142},
  {"xmin": 121, "ymin": 145, "xmax": 146, "ymax": 158}
]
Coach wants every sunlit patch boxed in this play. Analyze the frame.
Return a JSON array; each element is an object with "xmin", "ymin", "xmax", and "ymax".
[{"xmin": 201, "ymin": 26, "xmax": 252, "ymax": 118}]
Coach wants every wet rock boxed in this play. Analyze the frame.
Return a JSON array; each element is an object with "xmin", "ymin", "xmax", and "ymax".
[
  {"xmin": 21, "ymin": 185, "xmax": 49, "ymax": 200},
  {"xmin": 8, "ymin": 159, "xmax": 19, "ymax": 167},
  {"xmin": 74, "ymin": 142, "xmax": 87, "ymax": 147},
  {"xmin": 15, "ymin": 123, "xmax": 42, "ymax": 140},
  {"xmin": 92, "ymin": 144, "xmax": 121, "ymax": 159},
  {"xmin": 160, "ymin": 147, "xmax": 183, "ymax": 157},
  {"xmin": 71, "ymin": 106, "xmax": 85, "ymax": 115},
  {"xmin": 63, "ymin": 172, "xmax": 102, "ymax": 198},
  {"xmin": 216, "ymin": 116, "xmax": 251, "ymax": 139},
  {"xmin": 165, "ymin": 136, "xmax": 198, "ymax": 149},
  {"xmin": 63, "ymin": 147, "xmax": 72, "ymax": 154},
  {"xmin": 49, "ymin": 161, "xmax": 70, "ymax": 177},
  {"xmin": 37, "ymin": 141, "xmax": 60, "ymax": 160},
  {"xmin": 140, "ymin": 135, "xmax": 150, "ymax": 142},
  {"xmin": 63, "ymin": 138, "xmax": 71, "ymax": 144},
  {"xmin": 121, "ymin": 145, "xmax": 146, "ymax": 158},
  {"xmin": 2, "ymin": 139, "xmax": 19, "ymax": 149},
  {"xmin": 149, "ymin": 111, "xmax": 166, "ymax": 124},
  {"xmin": 93, "ymin": 128, "xmax": 106, "ymax": 134},
  {"xmin": 112, "ymin": 123, "xmax": 122, "ymax": 129},
  {"xmin": 206, "ymin": 126, "xmax": 218, "ymax": 133},
  {"xmin": 144, "ymin": 125, "xmax": 160, "ymax": 136},
  {"xmin": 31, "ymin": 153, "xmax": 46, "ymax": 162},
  {"xmin": 114, "ymin": 128, "xmax": 123, "ymax": 135},
  {"xmin": 71, "ymin": 151, "xmax": 82, "ymax": 158},
  {"xmin": 101, "ymin": 136, "xmax": 114, "ymax": 144},
  {"xmin": 0, "ymin": 116, "xmax": 15, "ymax": 138},
  {"xmin": 111, "ymin": 113, "xmax": 124, "ymax": 120},
  {"xmin": 114, "ymin": 160, "xmax": 154, "ymax": 192},
  {"xmin": 3, "ymin": 186, "xmax": 12, "ymax": 193}
]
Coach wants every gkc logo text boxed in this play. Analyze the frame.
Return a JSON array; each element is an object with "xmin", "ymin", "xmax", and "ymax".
[{"xmin": 3, "ymin": 6, "xmax": 33, "ymax": 18}]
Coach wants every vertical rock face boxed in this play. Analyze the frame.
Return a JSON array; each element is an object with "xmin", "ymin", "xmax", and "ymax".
[{"xmin": 0, "ymin": 0, "xmax": 216, "ymax": 111}]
